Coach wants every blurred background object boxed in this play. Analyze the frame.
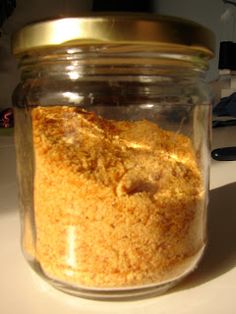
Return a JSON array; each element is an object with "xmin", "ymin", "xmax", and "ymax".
[
  {"xmin": 0, "ymin": 0, "xmax": 16, "ymax": 28},
  {"xmin": 212, "ymin": 0, "xmax": 236, "ymax": 116},
  {"xmin": 0, "ymin": 107, "xmax": 14, "ymax": 128},
  {"xmin": 0, "ymin": 0, "xmax": 16, "ymax": 131},
  {"xmin": 92, "ymin": 0, "xmax": 154, "ymax": 12},
  {"xmin": 211, "ymin": 0, "xmax": 236, "ymax": 161}
]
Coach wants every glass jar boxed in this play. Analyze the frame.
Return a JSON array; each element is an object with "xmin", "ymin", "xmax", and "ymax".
[{"xmin": 12, "ymin": 15, "xmax": 214, "ymax": 300}]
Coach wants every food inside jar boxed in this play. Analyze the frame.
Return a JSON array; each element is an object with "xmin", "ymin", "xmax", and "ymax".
[{"xmin": 26, "ymin": 106, "xmax": 204, "ymax": 288}]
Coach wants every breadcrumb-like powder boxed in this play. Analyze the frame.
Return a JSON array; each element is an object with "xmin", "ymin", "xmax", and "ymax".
[{"xmin": 27, "ymin": 106, "xmax": 204, "ymax": 288}]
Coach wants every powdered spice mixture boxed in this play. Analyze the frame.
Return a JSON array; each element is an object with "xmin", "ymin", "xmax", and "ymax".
[{"xmin": 25, "ymin": 106, "xmax": 204, "ymax": 288}]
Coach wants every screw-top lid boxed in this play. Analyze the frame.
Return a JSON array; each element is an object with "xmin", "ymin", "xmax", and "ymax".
[{"xmin": 12, "ymin": 14, "xmax": 215, "ymax": 58}]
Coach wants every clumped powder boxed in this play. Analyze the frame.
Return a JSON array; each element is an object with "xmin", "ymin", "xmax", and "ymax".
[{"xmin": 27, "ymin": 106, "xmax": 204, "ymax": 288}]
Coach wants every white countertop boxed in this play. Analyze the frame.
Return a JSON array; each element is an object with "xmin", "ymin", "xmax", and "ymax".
[{"xmin": 0, "ymin": 128, "xmax": 236, "ymax": 314}]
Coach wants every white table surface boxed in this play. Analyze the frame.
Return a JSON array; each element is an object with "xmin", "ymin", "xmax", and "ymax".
[{"xmin": 0, "ymin": 127, "xmax": 236, "ymax": 314}]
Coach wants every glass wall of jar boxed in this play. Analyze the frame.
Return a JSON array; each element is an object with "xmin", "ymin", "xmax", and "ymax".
[{"xmin": 12, "ymin": 16, "xmax": 214, "ymax": 300}]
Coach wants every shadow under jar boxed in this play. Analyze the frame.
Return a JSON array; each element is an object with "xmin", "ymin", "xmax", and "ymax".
[{"xmin": 12, "ymin": 15, "xmax": 215, "ymax": 300}]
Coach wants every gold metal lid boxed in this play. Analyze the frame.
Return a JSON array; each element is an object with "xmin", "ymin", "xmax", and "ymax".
[{"xmin": 12, "ymin": 14, "xmax": 215, "ymax": 58}]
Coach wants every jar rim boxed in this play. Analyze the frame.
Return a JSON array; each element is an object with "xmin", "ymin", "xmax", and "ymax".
[{"xmin": 12, "ymin": 13, "xmax": 215, "ymax": 59}]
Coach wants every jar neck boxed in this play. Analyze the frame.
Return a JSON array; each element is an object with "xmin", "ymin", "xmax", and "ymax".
[{"xmin": 18, "ymin": 45, "xmax": 208, "ymax": 81}]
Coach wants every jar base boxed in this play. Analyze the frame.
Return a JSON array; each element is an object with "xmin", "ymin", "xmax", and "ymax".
[
  {"xmin": 29, "ymin": 246, "xmax": 205, "ymax": 301},
  {"xmin": 41, "ymin": 271, "xmax": 180, "ymax": 301},
  {"xmin": 30, "ymin": 262, "xmax": 196, "ymax": 301}
]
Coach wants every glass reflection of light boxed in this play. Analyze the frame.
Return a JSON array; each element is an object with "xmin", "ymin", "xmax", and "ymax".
[
  {"xmin": 68, "ymin": 71, "xmax": 81, "ymax": 80},
  {"xmin": 62, "ymin": 92, "xmax": 83, "ymax": 102},
  {"xmin": 139, "ymin": 104, "xmax": 154, "ymax": 109},
  {"xmin": 65, "ymin": 226, "xmax": 77, "ymax": 271}
]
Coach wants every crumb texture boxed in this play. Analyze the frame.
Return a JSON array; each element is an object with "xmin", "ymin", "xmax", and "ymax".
[{"xmin": 29, "ymin": 106, "xmax": 204, "ymax": 288}]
